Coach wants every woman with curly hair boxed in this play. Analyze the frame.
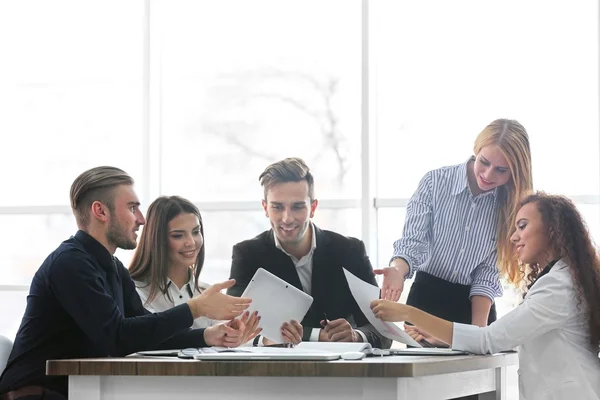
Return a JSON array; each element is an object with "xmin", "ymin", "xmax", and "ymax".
[{"xmin": 372, "ymin": 193, "xmax": 600, "ymax": 399}]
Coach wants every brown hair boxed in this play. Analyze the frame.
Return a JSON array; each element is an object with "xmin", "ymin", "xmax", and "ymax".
[
  {"xmin": 259, "ymin": 157, "xmax": 315, "ymax": 200},
  {"xmin": 473, "ymin": 119, "xmax": 533, "ymax": 284},
  {"xmin": 128, "ymin": 196, "xmax": 205, "ymax": 305},
  {"xmin": 520, "ymin": 193, "xmax": 600, "ymax": 351},
  {"xmin": 70, "ymin": 166, "xmax": 134, "ymax": 229}
]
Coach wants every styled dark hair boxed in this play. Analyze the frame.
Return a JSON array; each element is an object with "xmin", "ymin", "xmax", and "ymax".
[
  {"xmin": 128, "ymin": 196, "xmax": 205, "ymax": 305},
  {"xmin": 259, "ymin": 157, "xmax": 315, "ymax": 200},
  {"xmin": 70, "ymin": 166, "xmax": 134, "ymax": 228},
  {"xmin": 520, "ymin": 192, "xmax": 600, "ymax": 352}
]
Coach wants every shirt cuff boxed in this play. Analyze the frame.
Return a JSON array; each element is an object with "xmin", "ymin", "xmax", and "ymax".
[
  {"xmin": 309, "ymin": 328, "xmax": 321, "ymax": 342},
  {"xmin": 469, "ymin": 284, "xmax": 500, "ymax": 302},
  {"xmin": 452, "ymin": 322, "xmax": 489, "ymax": 354},
  {"xmin": 355, "ymin": 329, "xmax": 367, "ymax": 343},
  {"xmin": 390, "ymin": 255, "xmax": 415, "ymax": 279}
]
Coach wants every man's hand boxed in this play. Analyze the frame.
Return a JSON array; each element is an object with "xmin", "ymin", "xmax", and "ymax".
[
  {"xmin": 203, "ymin": 323, "xmax": 241, "ymax": 347},
  {"xmin": 322, "ymin": 318, "xmax": 361, "ymax": 342},
  {"xmin": 204, "ymin": 311, "xmax": 262, "ymax": 347},
  {"xmin": 280, "ymin": 319, "xmax": 303, "ymax": 344},
  {"xmin": 188, "ymin": 279, "xmax": 251, "ymax": 320},
  {"xmin": 228, "ymin": 311, "xmax": 262, "ymax": 347},
  {"xmin": 373, "ymin": 259, "xmax": 409, "ymax": 301}
]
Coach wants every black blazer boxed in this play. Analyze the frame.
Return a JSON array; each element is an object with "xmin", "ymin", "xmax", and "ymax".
[{"xmin": 227, "ymin": 226, "xmax": 391, "ymax": 349}]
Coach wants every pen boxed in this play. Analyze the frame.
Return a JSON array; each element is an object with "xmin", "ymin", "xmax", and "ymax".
[{"xmin": 321, "ymin": 312, "xmax": 329, "ymax": 327}]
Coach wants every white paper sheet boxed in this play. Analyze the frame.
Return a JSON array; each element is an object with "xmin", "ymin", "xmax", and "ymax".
[{"xmin": 343, "ymin": 268, "xmax": 421, "ymax": 348}]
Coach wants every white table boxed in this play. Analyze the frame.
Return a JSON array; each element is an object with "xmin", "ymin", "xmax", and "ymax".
[{"xmin": 47, "ymin": 352, "xmax": 518, "ymax": 400}]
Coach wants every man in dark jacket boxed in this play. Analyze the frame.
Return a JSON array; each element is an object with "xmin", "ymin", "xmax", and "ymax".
[{"xmin": 228, "ymin": 158, "xmax": 391, "ymax": 349}]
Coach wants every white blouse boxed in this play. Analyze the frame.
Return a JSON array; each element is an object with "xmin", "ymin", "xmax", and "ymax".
[
  {"xmin": 452, "ymin": 259, "xmax": 600, "ymax": 400},
  {"xmin": 135, "ymin": 276, "xmax": 215, "ymax": 329}
]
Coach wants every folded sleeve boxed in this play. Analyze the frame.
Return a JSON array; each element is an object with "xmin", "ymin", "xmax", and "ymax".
[{"xmin": 469, "ymin": 250, "xmax": 503, "ymax": 301}]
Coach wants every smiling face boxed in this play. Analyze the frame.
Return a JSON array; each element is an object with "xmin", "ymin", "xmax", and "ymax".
[
  {"xmin": 511, "ymin": 202, "xmax": 553, "ymax": 266},
  {"xmin": 167, "ymin": 212, "xmax": 204, "ymax": 270},
  {"xmin": 473, "ymin": 144, "xmax": 512, "ymax": 192},
  {"xmin": 262, "ymin": 181, "xmax": 318, "ymax": 249}
]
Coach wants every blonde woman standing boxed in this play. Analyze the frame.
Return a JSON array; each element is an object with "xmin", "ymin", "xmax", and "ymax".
[{"xmin": 376, "ymin": 119, "xmax": 533, "ymax": 336}]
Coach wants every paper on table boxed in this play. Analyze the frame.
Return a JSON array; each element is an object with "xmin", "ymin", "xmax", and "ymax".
[{"xmin": 343, "ymin": 268, "xmax": 421, "ymax": 348}]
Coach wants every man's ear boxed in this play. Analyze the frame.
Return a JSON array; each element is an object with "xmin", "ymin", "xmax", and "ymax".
[
  {"xmin": 309, "ymin": 199, "xmax": 318, "ymax": 218},
  {"xmin": 261, "ymin": 199, "xmax": 269, "ymax": 218},
  {"xmin": 90, "ymin": 201, "xmax": 110, "ymax": 223}
]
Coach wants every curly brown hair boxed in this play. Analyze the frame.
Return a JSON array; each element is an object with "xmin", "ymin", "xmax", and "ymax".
[{"xmin": 520, "ymin": 192, "xmax": 600, "ymax": 351}]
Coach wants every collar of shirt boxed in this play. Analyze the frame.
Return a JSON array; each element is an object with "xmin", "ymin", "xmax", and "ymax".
[
  {"xmin": 74, "ymin": 230, "xmax": 116, "ymax": 273},
  {"xmin": 273, "ymin": 222, "xmax": 317, "ymax": 262},
  {"xmin": 528, "ymin": 258, "xmax": 561, "ymax": 291},
  {"xmin": 451, "ymin": 156, "xmax": 498, "ymax": 201},
  {"xmin": 166, "ymin": 268, "xmax": 196, "ymax": 298}
]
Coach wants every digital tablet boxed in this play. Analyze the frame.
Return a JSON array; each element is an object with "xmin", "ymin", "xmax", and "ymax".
[{"xmin": 241, "ymin": 268, "xmax": 313, "ymax": 342}]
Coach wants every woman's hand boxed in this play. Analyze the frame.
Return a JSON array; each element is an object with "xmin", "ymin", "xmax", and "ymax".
[
  {"xmin": 374, "ymin": 258, "xmax": 409, "ymax": 301},
  {"xmin": 370, "ymin": 299, "xmax": 412, "ymax": 322},
  {"xmin": 404, "ymin": 323, "xmax": 448, "ymax": 347},
  {"xmin": 373, "ymin": 267, "xmax": 405, "ymax": 302}
]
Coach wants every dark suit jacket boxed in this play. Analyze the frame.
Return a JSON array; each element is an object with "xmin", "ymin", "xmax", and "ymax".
[{"xmin": 227, "ymin": 226, "xmax": 391, "ymax": 349}]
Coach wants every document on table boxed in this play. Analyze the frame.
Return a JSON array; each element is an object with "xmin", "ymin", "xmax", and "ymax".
[{"xmin": 343, "ymin": 268, "xmax": 421, "ymax": 348}]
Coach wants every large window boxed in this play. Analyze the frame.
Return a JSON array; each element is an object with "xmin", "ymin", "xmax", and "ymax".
[
  {"xmin": 156, "ymin": 0, "xmax": 362, "ymax": 201},
  {"xmin": 0, "ymin": 0, "xmax": 145, "ymax": 287},
  {"xmin": 1, "ymin": 0, "xmax": 598, "ymax": 366},
  {"xmin": 373, "ymin": 0, "xmax": 600, "ymax": 266}
]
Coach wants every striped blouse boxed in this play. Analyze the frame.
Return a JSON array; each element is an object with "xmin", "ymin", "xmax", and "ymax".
[{"xmin": 392, "ymin": 158, "xmax": 503, "ymax": 301}]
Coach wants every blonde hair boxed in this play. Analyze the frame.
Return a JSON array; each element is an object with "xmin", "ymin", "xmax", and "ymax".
[{"xmin": 473, "ymin": 119, "xmax": 533, "ymax": 285}]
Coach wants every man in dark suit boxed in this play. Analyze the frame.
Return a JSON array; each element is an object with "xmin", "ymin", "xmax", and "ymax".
[{"xmin": 227, "ymin": 157, "xmax": 391, "ymax": 349}]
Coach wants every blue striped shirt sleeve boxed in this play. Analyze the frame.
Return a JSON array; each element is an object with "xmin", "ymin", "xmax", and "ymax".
[
  {"xmin": 392, "ymin": 171, "xmax": 433, "ymax": 279},
  {"xmin": 469, "ymin": 250, "xmax": 503, "ymax": 300}
]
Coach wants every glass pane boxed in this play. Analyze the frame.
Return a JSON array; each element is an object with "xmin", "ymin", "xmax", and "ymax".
[
  {"xmin": 0, "ymin": 291, "xmax": 29, "ymax": 340},
  {"xmin": 199, "ymin": 208, "xmax": 362, "ymax": 285},
  {"xmin": 0, "ymin": 214, "xmax": 77, "ymax": 285},
  {"xmin": 0, "ymin": 214, "xmax": 136, "ymax": 285},
  {"xmin": 0, "ymin": 0, "xmax": 145, "ymax": 206},
  {"xmin": 373, "ymin": 0, "xmax": 599, "ymax": 199},
  {"xmin": 156, "ymin": 0, "xmax": 362, "ymax": 201}
]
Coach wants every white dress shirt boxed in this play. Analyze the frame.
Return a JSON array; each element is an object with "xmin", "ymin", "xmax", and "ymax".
[
  {"xmin": 135, "ymin": 276, "xmax": 215, "ymax": 329},
  {"xmin": 452, "ymin": 259, "xmax": 600, "ymax": 400}
]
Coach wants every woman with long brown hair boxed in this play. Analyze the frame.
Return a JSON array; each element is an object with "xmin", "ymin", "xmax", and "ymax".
[
  {"xmin": 372, "ymin": 193, "xmax": 600, "ymax": 399},
  {"xmin": 129, "ymin": 195, "xmax": 261, "ymax": 347}
]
